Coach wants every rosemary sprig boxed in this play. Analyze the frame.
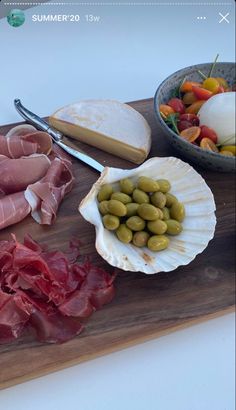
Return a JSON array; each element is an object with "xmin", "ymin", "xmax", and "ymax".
[
  {"xmin": 208, "ymin": 53, "xmax": 219, "ymax": 77},
  {"xmin": 197, "ymin": 70, "xmax": 207, "ymax": 80},
  {"xmin": 165, "ymin": 113, "xmax": 180, "ymax": 135},
  {"xmin": 178, "ymin": 76, "xmax": 187, "ymax": 98},
  {"xmin": 170, "ymin": 76, "xmax": 187, "ymax": 98}
]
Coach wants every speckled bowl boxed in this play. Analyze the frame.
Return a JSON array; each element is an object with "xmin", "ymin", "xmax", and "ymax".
[{"xmin": 154, "ymin": 62, "xmax": 235, "ymax": 172}]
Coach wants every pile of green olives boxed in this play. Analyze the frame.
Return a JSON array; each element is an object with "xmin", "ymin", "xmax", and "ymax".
[{"xmin": 97, "ymin": 176, "xmax": 185, "ymax": 252}]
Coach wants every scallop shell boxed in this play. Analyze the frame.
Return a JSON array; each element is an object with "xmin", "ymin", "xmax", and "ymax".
[{"xmin": 79, "ymin": 157, "xmax": 216, "ymax": 274}]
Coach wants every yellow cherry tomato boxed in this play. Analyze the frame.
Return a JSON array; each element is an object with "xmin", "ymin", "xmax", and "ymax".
[
  {"xmin": 220, "ymin": 145, "xmax": 236, "ymax": 155},
  {"xmin": 220, "ymin": 150, "xmax": 234, "ymax": 156},
  {"xmin": 202, "ymin": 77, "xmax": 220, "ymax": 93},
  {"xmin": 215, "ymin": 77, "xmax": 229, "ymax": 90}
]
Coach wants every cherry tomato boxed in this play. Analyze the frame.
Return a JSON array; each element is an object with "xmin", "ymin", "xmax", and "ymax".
[
  {"xmin": 221, "ymin": 145, "xmax": 236, "ymax": 155},
  {"xmin": 217, "ymin": 86, "xmax": 225, "ymax": 94},
  {"xmin": 220, "ymin": 150, "xmax": 234, "ymax": 157},
  {"xmin": 179, "ymin": 114, "xmax": 199, "ymax": 126},
  {"xmin": 180, "ymin": 126, "xmax": 201, "ymax": 142},
  {"xmin": 182, "ymin": 92, "xmax": 197, "ymax": 105},
  {"xmin": 177, "ymin": 120, "xmax": 193, "ymax": 132},
  {"xmin": 202, "ymin": 77, "xmax": 220, "ymax": 93},
  {"xmin": 200, "ymin": 138, "xmax": 219, "ymax": 153},
  {"xmin": 159, "ymin": 104, "xmax": 174, "ymax": 118},
  {"xmin": 186, "ymin": 100, "xmax": 205, "ymax": 114},
  {"xmin": 198, "ymin": 125, "xmax": 218, "ymax": 144},
  {"xmin": 215, "ymin": 77, "xmax": 228, "ymax": 90},
  {"xmin": 167, "ymin": 98, "xmax": 185, "ymax": 114},
  {"xmin": 180, "ymin": 81, "xmax": 201, "ymax": 93},
  {"xmin": 192, "ymin": 86, "xmax": 213, "ymax": 100}
]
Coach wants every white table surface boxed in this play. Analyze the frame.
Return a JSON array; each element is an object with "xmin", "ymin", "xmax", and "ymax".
[{"xmin": 0, "ymin": 1, "xmax": 235, "ymax": 408}]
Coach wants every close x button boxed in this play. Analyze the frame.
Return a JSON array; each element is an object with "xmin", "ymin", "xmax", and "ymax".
[{"xmin": 218, "ymin": 12, "xmax": 230, "ymax": 24}]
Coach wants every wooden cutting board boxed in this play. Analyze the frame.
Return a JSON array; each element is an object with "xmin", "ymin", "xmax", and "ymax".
[{"xmin": 0, "ymin": 98, "xmax": 235, "ymax": 390}]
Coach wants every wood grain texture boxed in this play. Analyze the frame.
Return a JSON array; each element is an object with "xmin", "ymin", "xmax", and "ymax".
[{"xmin": 0, "ymin": 98, "xmax": 235, "ymax": 390}]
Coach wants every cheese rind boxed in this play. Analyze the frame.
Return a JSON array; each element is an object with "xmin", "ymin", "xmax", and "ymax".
[{"xmin": 49, "ymin": 100, "xmax": 151, "ymax": 164}]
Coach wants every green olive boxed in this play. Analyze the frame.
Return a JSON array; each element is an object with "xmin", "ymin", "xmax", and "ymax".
[
  {"xmin": 126, "ymin": 216, "xmax": 146, "ymax": 231},
  {"xmin": 97, "ymin": 184, "xmax": 113, "ymax": 202},
  {"xmin": 111, "ymin": 192, "xmax": 132, "ymax": 204},
  {"xmin": 116, "ymin": 224, "xmax": 133, "ymax": 243},
  {"xmin": 102, "ymin": 214, "xmax": 120, "ymax": 230},
  {"xmin": 98, "ymin": 200, "xmax": 109, "ymax": 215},
  {"xmin": 132, "ymin": 231, "xmax": 150, "ymax": 248},
  {"xmin": 119, "ymin": 178, "xmax": 135, "ymax": 195},
  {"xmin": 165, "ymin": 219, "xmax": 183, "ymax": 235},
  {"xmin": 137, "ymin": 203, "xmax": 160, "ymax": 221},
  {"xmin": 170, "ymin": 202, "xmax": 185, "ymax": 222},
  {"xmin": 126, "ymin": 202, "xmax": 139, "ymax": 217},
  {"xmin": 162, "ymin": 207, "xmax": 170, "ymax": 220},
  {"xmin": 147, "ymin": 235, "xmax": 169, "ymax": 251},
  {"xmin": 132, "ymin": 188, "xmax": 150, "ymax": 204},
  {"xmin": 107, "ymin": 199, "xmax": 127, "ymax": 217},
  {"xmin": 158, "ymin": 208, "xmax": 164, "ymax": 219},
  {"xmin": 150, "ymin": 192, "xmax": 166, "ymax": 209},
  {"xmin": 156, "ymin": 179, "xmax": 171, "ymax": 193},
  {"xmin": 137, "ymin": 176, "xmax": 160, "ymax": 193},
  {"xmin": 165, "ymin": 193, "xmax": 178, "ymax": 208},
  {"xmin": 147, "ymin": 220, "xmax": 167, "ymax": 235}
]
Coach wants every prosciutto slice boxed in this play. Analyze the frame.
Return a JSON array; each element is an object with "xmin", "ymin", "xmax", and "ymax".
[
  {"xmin": 0, "ymin": 154, "xmax": 50, "ymax": 195},
  {"xmin": 25, "ymin": 158, "xmax": 74, "ymax": 224},
  {"xmin": 0, "ymin": 125, "xmax": 74, "ymax": 230},
  {"xmin": 0, "ymin": 236, "xmax": 116, "ymax": 344},
  {"xmin": 0, "ymin": 192, "xmax": 31, "ymax": 230}
]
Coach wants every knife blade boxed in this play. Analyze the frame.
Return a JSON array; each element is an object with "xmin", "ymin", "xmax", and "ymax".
[{"xmin": 14, "ymin": 99, "xmax": 104, "ymax": 173}]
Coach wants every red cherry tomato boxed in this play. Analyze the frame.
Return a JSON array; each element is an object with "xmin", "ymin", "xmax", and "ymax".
[
  {"xmin": 179, "ymin": 114, "xmax": 199, "ymax": 126},
  {"xmin": 167, "ymin": 98, "xmax": 185, "ymax": 114},
  {"xmin": 192, "ymin": 86, "xmax": 213, "ymax": 100},
  {"xmin": 177, "ymin": 120, "xmax": 193, "ymax": 132},
  {"xmin": 198, "ymin": 126, "xmax": 218, "ymax": 144}
]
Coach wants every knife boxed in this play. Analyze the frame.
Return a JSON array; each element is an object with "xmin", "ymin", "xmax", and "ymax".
[{"xmin": 14, "ymin": 99, "xmax": 104, "ymax": 173}]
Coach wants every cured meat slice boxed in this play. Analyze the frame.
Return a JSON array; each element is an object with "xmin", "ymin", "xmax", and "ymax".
[
  {"xmin": 0, "ymin": 192, "xmax": 31, "ymax": 230},
  {"xmin": 0, "ymin": 134, "xmax": 37, "ymax": 158},
  {"xmin": 29, "ymin": 309, "xmax": 83, "ymax": 343},
  {"xmin": 25, "ymin": 158, "xmax": 74, "ymax": 224},
  {"xmin": 0, "ymin": 236, "xmax": 115, "ymax": 344},
  {"xmin": 21, "ymin": 132, "xmax": 52, "ymax": 155},
  {"xmin": 5, "ymin": 124, "xmax": 37, "ymax": 138},
  {"xmin": 0, "ymin": 290, "xmax": 31, "ymax": 342},
  {"xmin": 0, "ymin": 154, "xmax": 51, "ymax": 194},
  {"xmin": 0, "ymin": 129, "xmax": 52, "ymax": 158}
]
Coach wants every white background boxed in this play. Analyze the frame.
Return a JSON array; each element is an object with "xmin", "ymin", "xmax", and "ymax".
[{"xmin": 0, "ymin": 1, "xmax": 235, "ymax": 409}]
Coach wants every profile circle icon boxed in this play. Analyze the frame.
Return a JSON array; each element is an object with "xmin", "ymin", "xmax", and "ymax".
[{"xmin": 7, "ymin": 9, "xmax": 25, "ymax": 27}]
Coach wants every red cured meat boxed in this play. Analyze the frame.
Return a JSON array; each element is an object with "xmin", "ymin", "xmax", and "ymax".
[
  {"xmin": 0, "ymin": 290, "xmax": 31, "ymax": 342},
  {"xmin": 5, "ymin": 124, "xmax": 37, "ymax": 138},
  {"xmin": 0, "ymin": 128, "xmax": 52, "ymax": 158},
  {"xmin": 0, "ymin": 154, "xmax": 50, "ymax": 195},
  {"xmin": 0, "ymin": 236, "xmax": 115, "ymax": 344},
  {"xmin": 0, "ymin": 134, "xmax": 37, "ymax": 158},
  {"xmin": 25, "ymin": 158, "xmax": 74, "ymax": 225},
  {"xmin": 0, "ymin": 126, "xmax": 74, "ymax": 230},
  {"xmin": 0, "ymin": 192, "xmax": 31, "ymax": 231}
]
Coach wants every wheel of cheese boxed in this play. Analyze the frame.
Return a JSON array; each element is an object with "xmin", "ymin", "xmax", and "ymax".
[{"xmin": 49, "ymin": 100, "xmax": 151, "ymax": 164}]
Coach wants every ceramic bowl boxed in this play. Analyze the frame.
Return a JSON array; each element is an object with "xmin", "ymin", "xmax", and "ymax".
[
  {"xmin": 154, "ymin": 62, "xmax": 235, "ymax": 172},
  {"xmin": 79, "ymin": 157, "xmax": 216, "ymax": 274}
]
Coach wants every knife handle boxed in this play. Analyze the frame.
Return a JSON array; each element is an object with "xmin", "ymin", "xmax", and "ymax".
[
  {"xmin": 14, "ymin": 99, "xmax": 63, "ymax": 142},
  {"xmin": 14, "ymin": 98, "xmax": 104, "ymax": 173},
  {"xmin": 56, "ymin": 140, "xmax": 104, "ymax": 173}
]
